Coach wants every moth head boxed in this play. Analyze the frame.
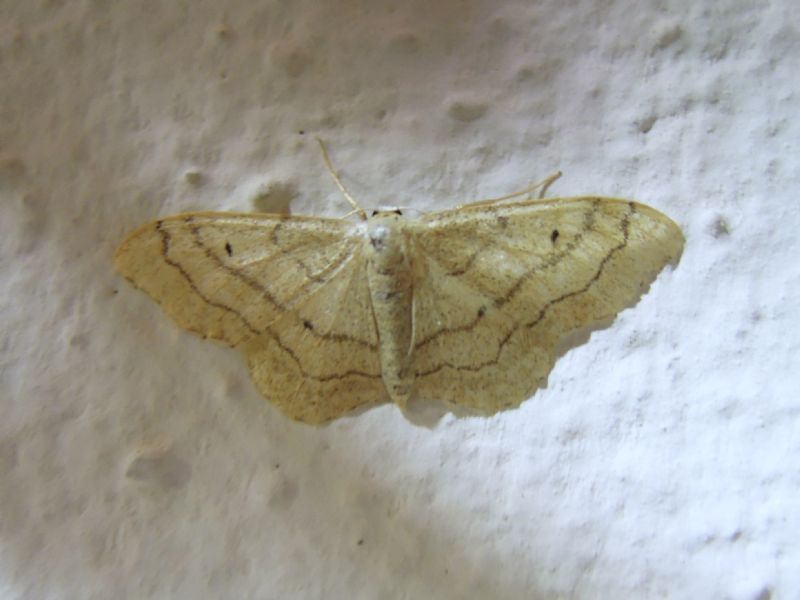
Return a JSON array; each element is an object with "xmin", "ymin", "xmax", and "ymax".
[{"xmin": 369, "ymin": 207, "xmax": 405, "ymax": 218}]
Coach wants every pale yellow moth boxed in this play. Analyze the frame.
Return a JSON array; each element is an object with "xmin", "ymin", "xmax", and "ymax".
[{"xmin": 115, "ymin": 142, "xmax": 684, "ymax": 424}]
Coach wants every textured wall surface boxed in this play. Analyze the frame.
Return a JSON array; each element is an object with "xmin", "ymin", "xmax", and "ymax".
[{"xmin": 1, "ymin": 0, "xmax": 797, "ymax": 598}]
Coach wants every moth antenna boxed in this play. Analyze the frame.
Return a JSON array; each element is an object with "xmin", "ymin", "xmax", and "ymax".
[
  {"xmin": 316, "ymin": 138, "xmax": 368, "ymax": 221},
  {"xmin": 458, "ymin": 171, "xmax": 564, "ymax": 209},
  {"xmin": 536, "ymin": 171, "xmax": 562, "ymax": 199},
  {"xmin": 341, "ymin": 207, "xmax": 364, "ymax": 219}
]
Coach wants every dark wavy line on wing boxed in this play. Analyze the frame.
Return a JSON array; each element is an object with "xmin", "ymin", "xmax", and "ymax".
[
  {"xmin": 415, "ymin": 202, "xmax": 634, "ymax": 378},
  {"xmin": 414, "ymin": 199, "xmax": 601, "ymax": 350},
  {"xmin": 178, "ymin": 216, "xmax": 379, "ymax": 351}
]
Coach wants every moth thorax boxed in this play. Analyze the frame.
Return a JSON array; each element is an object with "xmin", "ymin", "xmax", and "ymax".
[{"xmin": 367, "ymin": 218, "xmax": 406, "ymax": 261}]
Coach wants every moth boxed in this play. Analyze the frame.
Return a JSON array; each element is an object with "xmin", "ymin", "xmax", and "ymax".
[{"xmin": 115, "ymin": 142, "xmax": 684, "ymax": 423}]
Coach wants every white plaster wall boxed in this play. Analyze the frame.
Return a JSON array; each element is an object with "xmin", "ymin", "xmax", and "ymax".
[{"xmin": 1, "ymin": 0, "xmax": 797, "ymax": 598}]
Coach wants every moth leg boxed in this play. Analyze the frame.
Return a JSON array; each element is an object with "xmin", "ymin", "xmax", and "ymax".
[
  {"xmin": 457, "ymin": 171, "xmax": 563, "ymax": 209},
  {"xmin": 316, "ymin": 138, "xmax": 368, "ymax": 221}
]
